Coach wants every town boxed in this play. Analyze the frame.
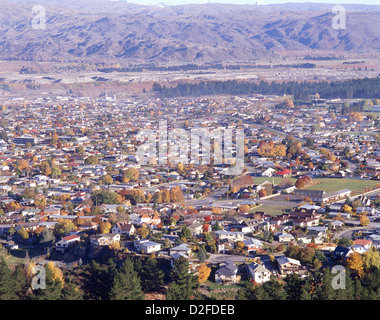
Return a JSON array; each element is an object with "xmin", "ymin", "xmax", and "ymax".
[{"xmin": 0, "ymin": 91, "xmax": 379, "ymax": 300}]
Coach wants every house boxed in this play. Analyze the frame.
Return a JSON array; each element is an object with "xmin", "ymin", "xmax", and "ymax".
[
  {"xmin": 111, "ymin": 222, "xmax": 135, "ymax": 236},
  {"xmin": 187, "ymin": 221, "xmax": 204, "ymax": 236},
  {"xmin": 243, "ymin": 238, "xmax": 263, "ymax": 254},
  {"xmin": 55, "ymin": 234, "xmax": 81, "ymax": 253},
  {"xmin": 332, "ymin": 246, "xmax": 351, "ymax": 261},
  {"xmin": 169, "ymin": 243, "xmax": 192, "ymax": 256},
  {"xmin": 328, "ymin": 212, "xmax": 351, "ymax": 219},
  {"xmin": 276, "ymin": 256, "xmax": 306, "ymax": 276},
  {"xmin": 134, "ymin": 239, "xmax": 161, "ymax": 253},
  {"xmin": 216, "ymin": 238, "xmax": 234, "ymax": 254},
  {"xmin": 353, "ymin": 239, "xmax": 372, "ymax": 249},
  {"xmin": 274, "ymin": 169, "xmax": 292, "ymax": 177},
  {"xmin": 215, "ymin": 262, "xmax": 240, "ymax": 285},
  {"xmin": 90, "ymin": 233, "xmax": 120, "ymax": 246},
  {"xmin": 261, "ymin": 168, "xmax": 275, "ymax": 177},
  {"xmin": 292, "ymin": 216, "xmax": 320, "ymax": 227},
  {"xmin": 350, "ymin": 245, "xmax": 369, "ymax": 255},
  {"xmin": 0, "ymin": 223, "xmax": 13, "ymax": 235},
  {"xmin": 276, "ymin": 232, "xmax": 294, "ymax": 243},
  {"xmin": 246, "ymin": 262, "xmax": 271, "ymax": 284},
  {"xmin": 214, "ymin": 230, "xmax": 244, "ymax": 241}
]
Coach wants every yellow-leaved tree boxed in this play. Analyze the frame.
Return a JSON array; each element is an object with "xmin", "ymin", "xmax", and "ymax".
[
  {"xmin": 346, "ymin": 252, "xmax": 364, "ymax": 278},
  {"xmin": 197, "ymin": 263, "xmax": 211, "ymax": 283}
]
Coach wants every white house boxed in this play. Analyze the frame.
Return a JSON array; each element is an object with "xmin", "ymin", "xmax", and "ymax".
[
  {"xmin": 55, "ymin": 234, "xmax": 81, "ymax": 253},
  {"xmin": 134, "ymin": 239, "xmax": 161, "ymax": 253},
  {"xmin": 111, "ymin": 222, "xmax": 135, "ymax": 236},
  {"xmin": 247, "ymin": 262, "xmax": 271, "ymax": 284},
  {"xmin": 90, "ymin": 233, "xmax": 120, "ymax": 246}
]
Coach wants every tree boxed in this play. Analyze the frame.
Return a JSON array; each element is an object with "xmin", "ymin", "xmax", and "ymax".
[
  {"xmin": 142, "ymin": 256, "xmax": 165, "ymax": 292},
  {"xmin": 261, "ymin": 278, "xmax": 287, "ymax": 300},
  {"xmin": 342, "ymin": 204, "xmax": 352, "ymax": 213},
  {"xmin": 316, "ymin": 268, "xmax": 336, "ymax": 300},
  {"xmin": 0, "ymin": 257, "xmax": 16, "ymax": 300},
  {"xmin": 109, "ymin": 258, "xmax": 145, "ymax": 300},
  {"xmin": 179, "ymin": 226, "xmax": 192, "ymax": 241},
  {"xmin": 39, "ymin": 161, "xmax": 52, "ymax": 176},
  {"xmin": 346, "ymin": 252, "xmax": 364, "ymax": 278},
  {"xmin": 51, "ymin": 167, "xmax": 61, "ymax": 178},
  {"xmin": 167, "ymin": 256, "xmax": 198, "ymax": 300},
  {"xmin": 40, "ymin": 227, "xmax": 54, "ymax": 245},
  {"xmin": 197, "ymin": 263, "xmax": 211, "ymax": 283},
  {"xmin": 284, "ymin": 273, "xmax": 303, "ymax": 300},
  {"xmin": 54, "ymin": 219, "xmax": 75, "ymax": 236},
  {"xmin": 17, "ymin": 227, "xmax": 29, "ymax": 241},
  {"xmin": 85, "ymin": 155, "xmax": 98, "ymax": 165},
  {"xmin": 60, "ymin": 276, "xmax": 83, "ymax": 300},
  {"xmin": 31, "ymin": 261, "xmax": 64, "ymax": 300},
  {"xmin": 239, "ymin": 204, "xmax": 250, "ymax": 213},
  {"xmin": 359, "ymin": 213, "xmax": 370, "ymax": 226},
  {"xmin": 99, "ymin": 221, "xmax": 112, "ymax": 234},
  {"xmin": 362, "ymin": 247, "xmax": 380, "ymax": 270},
  {"xmin": 122, "ymin": 167, "xmax": 140, "ymax": 182},
  {"xmin": 101, "ymin": 174, "xmax": 113, "ymax": 185},
  {"xmin": 136, "ymin": 225, "xmax": 150, "ymax": 239}
]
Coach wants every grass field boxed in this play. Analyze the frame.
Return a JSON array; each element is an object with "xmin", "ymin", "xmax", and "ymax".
[
  {"xmin": 4, "ymin": 247, "xmax": 45, "ymax": 265},
  {"xmin": 304, "ymin": 178, "xmax": 380, "ymax": 195},
  {"xmin": 253, "ymin": 176, "xmax": 379, "ymax": 196}
]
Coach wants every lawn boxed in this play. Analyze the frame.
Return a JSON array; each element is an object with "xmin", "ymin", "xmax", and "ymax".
[
  {"xmin": 253, "ymin": 176, "xmax": 380, "ymax": 196},
  {"xmin": 304, "ymin": 178, "xmax": 380, "ymax": 195},
  {"xmin": 4, "ymin": 247, "xmax": 45, "ymax": 266}
]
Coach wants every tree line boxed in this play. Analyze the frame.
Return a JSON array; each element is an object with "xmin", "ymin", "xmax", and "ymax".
[{"xmin": 152, "ymin": 78, "xmax": 380, "ymax": 100}]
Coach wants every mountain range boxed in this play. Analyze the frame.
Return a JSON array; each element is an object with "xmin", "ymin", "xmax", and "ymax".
[{"xmin": 0, "ymin": 0, "xmax": 379, "ymax": 64}]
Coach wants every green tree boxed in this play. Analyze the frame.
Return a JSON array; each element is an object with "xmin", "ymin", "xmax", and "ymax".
[
  {"xmin": 284, "ymin": 273, "xmax": 303, "ymax": 300},
  {"xmin": 167, "ymin": 256, "xmax": 197, "ymax": 300},
  {"xmin": 0, "ymin": 257, "xmax": 16, "ymax": 300},
  {"xmin": 142, "ymin": 256, "xmax": 165, "ymax": 292},
  {"xmin": 109, "ymin": 258, "xmax": 145, "ymax": 300}
]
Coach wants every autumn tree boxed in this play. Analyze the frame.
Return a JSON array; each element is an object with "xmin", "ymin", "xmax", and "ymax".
[
  {"xmin": 346, "ymin": 252, "xmax": 364, "ymax": 278},
  {"xmin": 101, "ymin": 174, "xmax": 113, "ymax": 185},
  {"xmin": 197, "ymin": 263, "xmax": 211, "ymax": 283},
  {"xmin": 99, "ymin": 221, "xmax": 112, "ymax": 234},
  {"xmin": 122, "ymin": 167, "xmax": 140, "ymax": 182},
  {"xmin": 54, "ymin": 219, "xmax": 75, "ymax": 236}
]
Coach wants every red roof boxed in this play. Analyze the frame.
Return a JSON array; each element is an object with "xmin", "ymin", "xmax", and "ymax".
[
  {"xmin": 62, "ymin": 234, "xmax": 81, "ymax": 241},
  {"xmin": 275, "ymin": 169, "xmax": 291, "ymax": 175},
  {"xmin": 353, "ymin": 239, "xmax": 372, "ymax": 246}
]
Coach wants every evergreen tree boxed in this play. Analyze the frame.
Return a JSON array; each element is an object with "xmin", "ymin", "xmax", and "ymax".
[
  {"xmin": 316, "ymin": 268, "xmax": 336, "ymax": 300},
  {"xmin": 142, "ymin": 256, "xmax": 165, "ymax": 292},
  {"xmin": 109, "ymin": 258, "xmax": 145, "ymax": 300},
  {"xmin": 167, "ymin": 256, "xmax": 197, "ymax": 300},
  {"xmin": 60, "ymin": 275, "xmax": 83, "ymax": 300},
  {"xmin": 84, "ymin": 259, "xmax": 116, "ymax": 300},
  {"xmin": 12, "ymin": 265, "xmax": 27, "ymax": 300},
  {"xmin": 0, "ymin": 257, "xmax": 16, "ymax": 300},
  {"xmin": 262, "ymin": 278, "xmax": 287, "ymax": 300},
  {"xmin": 284, "ymin": 273, "xmax": 303, "ymax": 300},
  {"xmin": 245, "ymin": 282, "xmax": 269, "ymax": 300}
]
